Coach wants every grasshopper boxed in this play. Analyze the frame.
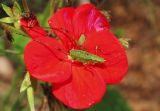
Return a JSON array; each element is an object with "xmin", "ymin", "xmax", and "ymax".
[
  {"xmin": 69, "ymin": 34, "xmax": 105, "ymax": 64},
  {"xmin": 69, "ymin": 49, "xmax": 105, "ymax": 64}
]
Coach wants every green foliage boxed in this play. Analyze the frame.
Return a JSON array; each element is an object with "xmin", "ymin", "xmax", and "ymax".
[
  {"xmin": 1, "ymin": 1, "xmax": 22, "ymax": 29},
  {"xmin": 38, "ymin": 0, "xmax": 65, "ymax": 27},
  {"xmin": 12, "ymin": 33, "xmax": 30, "ymax": 53},
  {"xmin": 1, "ymin": 4, "xmax": 13, "ymax": 17},
  {"xmin": 20, "ymin": 72, "xmax": 35, "ymax": 111},
  {"xmin": 114, "ymin": 28, "xmax": 126, "ymax": 38},
  {"xmin": 0, "ymin": 17, "xmax": 14, "ymax": 23},
  {"xmin": 13, "ymin": 1, "xmax": 22, "ymax": 16},
  {"xmin": 0, "ymin": 30, "xmax": 4, "ymax": 50},
  {"xmin": 27, "ymin": 86, "xmax": 35, "ymax": 111},
  {"xmin": 11, "ymin": 92, "xmax": 26, "ymax": 111},
  {"xmin": 20, "ymin": 72, "xmax": 31, "ymax": 92},
  {"xmin": 38, "ymin": 0, "xmax": 54, "ymax": 27},
  {"xmin": 119, "ymin": 38, "xmax": 130, "ymax": 49},
  {"xmin": 114, "ymin": 28, "xmax": 130, "ymax": 49}
]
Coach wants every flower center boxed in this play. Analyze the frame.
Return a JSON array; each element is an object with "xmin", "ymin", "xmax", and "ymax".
[{"xmin": 69, "ymin": 49, "xmax": 105, "ymax": 64}]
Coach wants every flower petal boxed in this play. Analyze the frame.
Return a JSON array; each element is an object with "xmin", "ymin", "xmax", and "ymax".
[
  {"xmin": 48, "ymin": 7, "xmax": 76, "ymax": 51},
  {"xmin": 52, "ymin": 64, "xmax": 106, "ymax": 109},
  {"xmin": 48, "ymin": 4, "xmax": 110, "ymax": 49},
  {"xmin": 73, "ymin": 4, "xmax": 110, "ymax": 40},
  {"xmin": 24, "ymin": 36, "xmax": 71, "ymax": 83},
  {"xmin": 83, "ymin": 30, "xmax": 128, "ymax": 84}
]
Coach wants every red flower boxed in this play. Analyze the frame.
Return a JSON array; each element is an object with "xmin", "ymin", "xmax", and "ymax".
[{"xmin": 20, "ymin": 4, "xmax": 128, "ymax": 109}]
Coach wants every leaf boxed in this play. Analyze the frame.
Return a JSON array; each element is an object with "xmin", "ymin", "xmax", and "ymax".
[
  {"xmin": 114, "ymin": 28, "xmax": 130, "ymax": 48},
  {"xmin": 0, "ymin": 17, "xmax": 14, "ymax": 23},
  {"xmin": 119, "ymin": 38, "xmax": 130, "ymax": 49},
  {"xmin": 114, "ymin": 28, "xmax": 125, "ymax": 38},
  {"xmin": 13, "ymin": 1, "xmax": 22, "ymax": 14},
  {"xmin": 0, "ymin": 22, "xmax": 27, "ymax": 36},
  {"xmin": 20, "ymin": 72, "xmax": 31, "ymax": 93},
  {"xmin": 14, "ymin": 21, "xmax": 20, "ymax": 29},
  {"xmin": 13, "ymin": 1, "xmax": 22, "ymax": 19},
  {"xmin": 38, "ymin": 0, "xmax": 55, "ymax": 27},
  {"xmin": 20, "ymin": 72, "xmax": 35, "ymax": 111},
  {"xmin": 1, "ymin": 4, "xmax": 13, "ymax": 17},
  {"xmin": 12, "ymin": 33, "xmax": 30, "ymax": 53},
  {"xmin": 0, "ymin": 49, "xmax": 20, "ymax": 54},
  {"xmin": 78, "ymin": 34, "xmax": 86, "ymax": 45}
]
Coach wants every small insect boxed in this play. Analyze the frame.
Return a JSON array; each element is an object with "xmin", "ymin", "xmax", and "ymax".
[{"xmin": 69, "ymin": 49, "xmax": 105, "ymax": 64}]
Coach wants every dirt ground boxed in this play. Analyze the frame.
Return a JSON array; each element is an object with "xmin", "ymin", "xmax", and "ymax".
[{"xmin": 104, "ymin": 0, "xmax": 160, "ymax": 111}]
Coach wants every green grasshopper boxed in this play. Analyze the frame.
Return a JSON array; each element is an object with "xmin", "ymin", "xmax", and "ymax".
[
  {"xmin": 68, "ymin": 34, "xmax": 105, "ymax": 64},
  {"xmin": 69, "ymin": 49, "xmax": 105, "ymax": 64}
]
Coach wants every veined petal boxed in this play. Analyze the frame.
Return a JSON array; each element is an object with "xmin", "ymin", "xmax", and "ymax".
[
  {"xmin": 83, "ymin": 30, "xmax": 128, "ymax": 84},
  {"xmin": 52, "ymin": 64, "xmax": 106, "ymax": 109},
  {"xmin": 24, "ymin": 36, "xmax": 71, "ymax": 83},
  {"xmin": 48, "ymin": 7, "xmax": 76, "ymax": 51},
  {"xmin": 48, "ymin": 4, "xmax": 110, "ymax": 49},
  {"xmin": 73, "ymin": 4, "xmax": 110, "ymax": 40}
]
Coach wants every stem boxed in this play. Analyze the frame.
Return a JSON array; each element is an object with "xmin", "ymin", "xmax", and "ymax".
[
  {"xmin": 50, "ymin": 0, "xmax": 55, "ymax": 15},
  {"xmin": 78, "ymin": 0, "xmax": 90, "ymax": 4},
  {"xmin": 22, "ymin": 0, "xmax": 30, "ymax": 12},
  {"xmin": 0, "ymin": 22, "xmax": 27, "ymax": 37}
]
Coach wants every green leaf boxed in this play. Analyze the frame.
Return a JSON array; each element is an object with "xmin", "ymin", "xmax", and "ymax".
[
  {"xmin": 13, "ymin": 1, "xmax": 22, "ymax": 18},
  {"xmin": 20, "ymin": 72, "xmax": 35, "ymax": 111},
  {"xmin": 0, "ymin": 49, "xmax": 20, "ymax": 54},
  {"xmin": 0, "ymin": 17, "xmax": 14, "ymax": 23},
  {"xmin": 114, "ymin": 28, "xmax": 125, "ymax": 38},
  {"xmin": 119, "ymin": 38, "xmax": 130, "ymax": 49},
  {"xmin": 20, "ymin": 72, "xmax": 31, "ymax": 93},
  {"xmin": 1, "ymin": 4, "xmax": 13, "ymax": 17},
  {"xmin": 0, "ymin": 22, "xmax": 27, "ymax": 36},
  {"xmin": 38, "ymin": 0, "xmax": 55, "ymax": 27},
  {"xmin": 78, "ymin": 34, "xmax": 86, "ymax": 45},
  {"xmin": 13, "ymin": 1, "xmax": 22, "ymax": 14},
  {"xmin": 114, "ymin": 28, "xmax": 130, "ymax": 48},
  {"xmin": 14, "ymin": 21, "xmax": 20, "ymax": 29},
  {"xmin": 12, "ymin": 33, "xmax": 30, "ymax": 53}
]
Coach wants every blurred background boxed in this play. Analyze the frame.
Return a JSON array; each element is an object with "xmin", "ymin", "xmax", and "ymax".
[{"xmin": 0, "ymin": 0, "xmax": 160, "ymax": 111}]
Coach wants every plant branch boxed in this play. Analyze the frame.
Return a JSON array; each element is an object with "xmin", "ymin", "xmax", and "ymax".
[
  {"xmin": 22, "ymin": 0, "xmax": 30, "ymax": 12},
  {"xmin": 0, "ymin": 22, "xmax": 27, "ymax": 37},
  {"xmin": 50, "ymin": 0, "xmax": 55, "ymax": 15}
]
